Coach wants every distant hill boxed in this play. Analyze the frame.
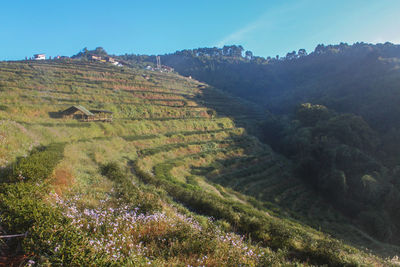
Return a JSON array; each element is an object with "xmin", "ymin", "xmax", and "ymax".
[{"xmin": 160, "ymin": 43, "xmax": 400, "ymax": 131}]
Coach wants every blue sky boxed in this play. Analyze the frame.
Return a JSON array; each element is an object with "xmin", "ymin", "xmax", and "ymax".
[{"xmin": 1, "ymin": 0, "xmax": 400, "ymax": 60}]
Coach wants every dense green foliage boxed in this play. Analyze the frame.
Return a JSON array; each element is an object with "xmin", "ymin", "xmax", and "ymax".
[
  {"xmin": 2, "ymin": 143, "xmax": 65, "ymax": 183},
  {"xmin": 0, "ymin": 182, "xmax": 101, "ymax": 266},
  {"xmin": 272, "ymin": 104, "xmax": 400, "ymax": 240}
]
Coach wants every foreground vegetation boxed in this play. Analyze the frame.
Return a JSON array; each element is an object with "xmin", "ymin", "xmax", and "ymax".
[{"xmin": 0, "ymin": 59, "xmax": 395, "ymax": 265}]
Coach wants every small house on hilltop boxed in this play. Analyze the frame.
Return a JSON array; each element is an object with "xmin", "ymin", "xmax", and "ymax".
[
  {"xmin": 105, "ymin": 56, "xmax": 122, "ymax": 66},
  {"xmin": 34, "ymin": 54, "xmax": 46, "ymax": 60},
  {"xmin": 90, "ymin": 55, "xmax": 102, "ymax": 61},
  {"xmin": 161, "ymin": 65, "xmax": 174, "ymax": 73},
  {"xmin": 61, "ymin": 105, "xmax": 113, "ymax": 122}
]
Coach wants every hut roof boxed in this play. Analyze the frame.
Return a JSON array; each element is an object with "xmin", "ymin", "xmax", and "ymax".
[
  {"xmin": 62, "ymin": 105, "xmax": 94, "ymax": 116},
  {"xmin": 90, "ymin": 109, "xmax": 113, "ymax": 114}
]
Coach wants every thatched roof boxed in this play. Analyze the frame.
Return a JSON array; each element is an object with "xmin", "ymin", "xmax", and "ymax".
[{"xmin": 62, "ymin": 105, "xmax": 94, "ymax": 116}]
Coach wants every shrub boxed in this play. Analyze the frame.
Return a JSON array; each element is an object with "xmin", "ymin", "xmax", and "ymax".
[
  {"xmin": 0, "ymin": 182, "xmax": 104, "ymax": 266},
  {"xmin": 100, "ymin": 162, "xmax": 161, "ymax": 213},
  {"xmin": 3, "ymin": 143, "xmax": 65, "ymax": 183}
]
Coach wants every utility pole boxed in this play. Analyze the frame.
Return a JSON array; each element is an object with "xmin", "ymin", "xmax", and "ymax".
[{"xmin": 156, "ymin": 56, "xmax": 161, "ymax": 70}]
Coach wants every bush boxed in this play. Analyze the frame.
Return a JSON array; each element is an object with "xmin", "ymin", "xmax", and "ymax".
[
  {"xmin": 101, "ymin": 162, "xmax": 161, "ymax": 213},
  {"xmin": 295, "ymin": 103, "xmax": 331, "ymax": 127},
  {"xmin": 3, "ymin": 143, "xmax": 65, "ymax": 183},
  {"xmin": 0, "ymin": 182, "xmax": 103, "ymax": 265}
]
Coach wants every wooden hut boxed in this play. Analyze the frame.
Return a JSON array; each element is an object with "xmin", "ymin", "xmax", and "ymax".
[
  {"xmin": 61, "ymin": 106, "xmax": 113, "ymax": 122},
  {"xmin": 61, "ymin": 105, "xmax": 95, "ymax": 121}
]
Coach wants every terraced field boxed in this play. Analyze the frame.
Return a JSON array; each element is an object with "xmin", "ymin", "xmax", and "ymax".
[{"xmin": 0, "ymin": 60, "xmax": 393, "ymax": 265}]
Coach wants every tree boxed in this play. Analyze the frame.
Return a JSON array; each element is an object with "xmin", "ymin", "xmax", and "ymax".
[
  {"xmin": 295, "ymin": 103, "xmax": 331, "ymax": 127},
  {"xmin": 314, "ymin": 44, "xmax": 326, "ymax": 54},
  {"xmin": 222, "ymin": 45, "xmax": 244, "ymax": 58},
  {"xmin": 298, "ymin": 49, "xmax": 307, "ymax": 57},
  {"xmin": 245, "ymin": 50, "xmax": 253, "ymax": 60},
  {"xmin": 286, "ymin": 51, "xmax": 297, "ymax": 60},
  {"xmin": 94, "ymin": 47, "xmax": 107, "ymax": 56}
]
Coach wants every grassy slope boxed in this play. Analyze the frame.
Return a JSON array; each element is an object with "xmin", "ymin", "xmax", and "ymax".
[{"xmin": 0, "ymin": 59, "xmax": 393, "ymax": 265}]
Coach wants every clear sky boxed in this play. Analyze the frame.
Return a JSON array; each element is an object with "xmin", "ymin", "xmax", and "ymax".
[{"xmin": 1, "ymin": 0, "xmax": 400, "ymax": 60}]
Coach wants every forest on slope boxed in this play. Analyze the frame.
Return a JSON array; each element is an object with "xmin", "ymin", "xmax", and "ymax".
[{"xmin": 119, "ymin": 43, "xmax": 400, "ymax": 248}]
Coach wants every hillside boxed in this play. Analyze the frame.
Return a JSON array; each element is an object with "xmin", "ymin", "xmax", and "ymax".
[
  {"xmin": 116, "ymin": 43, "xmax": 400, "ymax": 249},
  {"xmin": 0, "ymin": 59, "xmax": 393, "ymax": 265},
  {"xmin": 157, "ymin": 43, "xmax": 400, "ymax": 162}
]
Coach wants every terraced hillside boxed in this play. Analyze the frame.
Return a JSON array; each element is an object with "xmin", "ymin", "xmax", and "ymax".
[{"xmin": 0, "ymin": 59, "xmax": 393, "ymax": 265}]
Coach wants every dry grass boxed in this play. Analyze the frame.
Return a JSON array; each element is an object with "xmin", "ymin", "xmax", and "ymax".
[{"xmin": 51, "ymin": 165, "xmax": 74, "ymax": 196}]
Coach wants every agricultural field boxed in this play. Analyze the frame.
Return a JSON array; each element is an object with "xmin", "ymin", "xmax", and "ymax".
[{"xmin": 0, "ymin": 60, "xmax": 393, "ymax": 265}]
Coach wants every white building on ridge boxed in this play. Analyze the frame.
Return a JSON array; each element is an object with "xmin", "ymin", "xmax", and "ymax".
[{"xmin": 34, "ymin": 54, "xmax": 46, "ymax": 60}]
